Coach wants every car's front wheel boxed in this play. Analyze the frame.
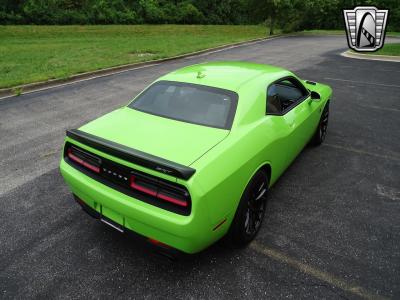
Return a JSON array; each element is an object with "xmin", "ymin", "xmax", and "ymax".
[{"xmin": 227, "ymin": 169, "xmax": 269, "ymax": 247}]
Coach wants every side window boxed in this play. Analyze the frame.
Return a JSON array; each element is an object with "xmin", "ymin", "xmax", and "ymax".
[
  {"xmin": 267, "ymin": 84, "xmax": 282, "ymax": 114},
  {"xmin": 266, "ymin": 77, "xmax": 308, "ymax": 115}
]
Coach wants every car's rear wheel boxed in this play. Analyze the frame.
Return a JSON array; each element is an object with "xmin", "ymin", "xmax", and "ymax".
[
  {"xmin": 227, "ymin": 169, "xmax": 269, "ymax": 247},
  {"xmin": 312, "ymin": 102, "xmax": 329, "ymax": 146}
]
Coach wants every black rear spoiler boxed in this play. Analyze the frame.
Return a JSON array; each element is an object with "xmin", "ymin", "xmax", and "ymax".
[{"xmin": 66, "ymin": 129, "xmax": 196, "ymax": 180}]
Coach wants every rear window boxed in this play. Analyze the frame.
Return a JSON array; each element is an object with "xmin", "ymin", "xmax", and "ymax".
[{"xmin": 128, "ymin": 81, "xmax": 238, "ymax": 129}]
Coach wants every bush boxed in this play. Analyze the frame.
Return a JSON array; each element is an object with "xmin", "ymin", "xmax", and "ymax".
[
  {"xmin": 0, "ymin": 11, "xmax": 24, "ymax": 24},
  {"xmin": 177, "ymin": 2, "xmax": 204, "ymax": 24},
  {"xmin": 139, "ymin": 0, "xmax": 165, "ymax": 24},
  {"xmin": 0, "ymin": 0, "xmax": 399, "ymax": 31},
  {"xmin": 22, "ymin": 0, "xmax": 56, "ymax": 24},
  {"xmin": 53, "ymin": 10, "xmax": 87, "ymax": 25},
  {"xmin": 116, "ymin": 11, "xmax": 138, "ymax": 25}
]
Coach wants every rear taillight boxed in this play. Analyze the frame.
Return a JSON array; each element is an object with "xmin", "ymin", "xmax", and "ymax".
[
  {"xmin": 67, "ymin": 147, "xmax": 101, "ymax": 173},
  {"xmin": 130, "ymin": 175, "xmax": 157, "ymax": 196},
  {"xmin": 130, "ymin": 174, "xmax": 189, "ymax": 208},
  {"xmin": 65, "ymin": 143, "xmax": 191, "ymax": 214},
  {"xmin": 157, "ymin": 191, "xmax": 188, "ymax": 207}
]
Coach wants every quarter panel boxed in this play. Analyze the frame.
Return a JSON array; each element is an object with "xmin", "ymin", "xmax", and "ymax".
[{"xmin": 190, "ymin": 116, "xmax": 291, "ymax": 226}]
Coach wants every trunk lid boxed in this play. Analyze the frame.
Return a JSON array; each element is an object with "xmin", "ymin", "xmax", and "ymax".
[{"xmin": 79, "ymin": 107, "xmax": 229, "ymax": 167}]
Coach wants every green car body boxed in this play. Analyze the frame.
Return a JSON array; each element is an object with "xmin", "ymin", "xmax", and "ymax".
[{"xmin": 60, "ymin": 61, "xmax": 332, "ymax": 253}]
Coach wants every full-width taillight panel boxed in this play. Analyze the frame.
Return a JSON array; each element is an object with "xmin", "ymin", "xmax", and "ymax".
[{"xmin": 64, "ymin": 142, "xmax": 191, "ymax": 215}]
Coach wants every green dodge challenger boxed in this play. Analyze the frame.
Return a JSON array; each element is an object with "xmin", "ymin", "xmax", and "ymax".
[{"xmin": 60, "ymin": 61, "xmax": 332, "ymax": 254}]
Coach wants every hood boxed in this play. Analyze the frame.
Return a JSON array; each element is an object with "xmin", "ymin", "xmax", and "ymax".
[{"xmin": 79, "ymin": 107, "xmax": 229, "ymax": 166}]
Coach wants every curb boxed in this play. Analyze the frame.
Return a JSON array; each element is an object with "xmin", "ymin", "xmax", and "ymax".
[
  {"xmin": 297, "ymin": 31, "xmax": 399, "ymax": 38},
  {"xmin": 0, "ymin": 35, "xmax": 282, "ymax": 100},
  {"xmin": 341, "ymin": 50, "xmax": 400, "ymax": 63}
]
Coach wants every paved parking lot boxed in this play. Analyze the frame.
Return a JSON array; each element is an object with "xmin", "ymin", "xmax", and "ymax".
[{"xmin": 0, "ymin": 35, "xmax": 399, "ymax": 299}]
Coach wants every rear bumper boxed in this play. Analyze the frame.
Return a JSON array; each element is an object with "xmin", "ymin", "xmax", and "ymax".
[
  {"xmin": 73, "ymin": 194, "xmax": 184, "ymax": 257},
  {"xmin": 60, "ymin": 159, "xmax": 221, "ymax": 253}
]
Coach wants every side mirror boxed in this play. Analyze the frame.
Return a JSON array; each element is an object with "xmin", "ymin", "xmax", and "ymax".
[{"xmin": 310, "ymin": 91, "xmax": 321, "ymax": 101}]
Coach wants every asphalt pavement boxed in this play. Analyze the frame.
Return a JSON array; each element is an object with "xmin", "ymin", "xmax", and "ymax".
[{"xmin": 0, "ymin": 35, "xmax": 399, "ymax": 299}]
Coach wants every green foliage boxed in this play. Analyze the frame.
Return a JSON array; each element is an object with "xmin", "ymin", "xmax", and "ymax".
[
  {"xmin": 13, "ymin": 87, "xmax": 23, "ymax": 96},
  {"xmin": 89, "ymin": 0, "xmax": 138, "ymax": 24},
  {"xmin": 0, "ymin": 10, "xmax": 24, "ymax": 24},
  {"xmin": 0, "ymin": 0, "xmax": 399, "ymax": 32},
  {"xmin": 139, "ymin": 0, "xmax": 164, "ymax": 24},
  {"xmin": 176, "ymin": 2, "xmax": 204, "ymax": 24},
  {"xmin": 371, "ymin": 43, "xmax": 400, "ymax": 56},
  {"xmin": 253, "ymin": 0, "xmax": 399, "ymax": 33}
]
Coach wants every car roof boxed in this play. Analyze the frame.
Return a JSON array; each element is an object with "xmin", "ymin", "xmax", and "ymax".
[{"xmin": 158, "ymin": 61, "xmax": 292, "ymax": 92}]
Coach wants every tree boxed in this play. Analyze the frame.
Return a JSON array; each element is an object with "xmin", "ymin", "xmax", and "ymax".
[
  {"xmin": 249, "ymin": 0, "xmax": 295, "ymax": 35},
  {"xmin": 0, "ymin": 0, "xmax": 399, "ymax": 31}
]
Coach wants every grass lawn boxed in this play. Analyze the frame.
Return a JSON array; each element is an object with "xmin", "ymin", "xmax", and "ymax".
[
  {"xmin": 0, "ymin": 25, "xmax": 270, "ymax": 89},
  {"xmin": 369, "ymin": 43, "xmax": 400, "ymax": 56}
]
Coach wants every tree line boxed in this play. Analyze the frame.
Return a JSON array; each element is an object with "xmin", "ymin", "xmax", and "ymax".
[{"xmin": 1, "ymin": 0, "xmax": 399, "ymax": 32}]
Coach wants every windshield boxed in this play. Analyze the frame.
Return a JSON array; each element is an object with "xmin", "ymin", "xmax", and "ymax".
[{"xmin": 129, "ymin": 81, "xmax": 238, "ymax": 129}]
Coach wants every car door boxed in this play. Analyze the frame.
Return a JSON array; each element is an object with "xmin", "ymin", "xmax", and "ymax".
[{"xmin": 267, "ymin": 77, "xmax": 320, "ymax": 164}]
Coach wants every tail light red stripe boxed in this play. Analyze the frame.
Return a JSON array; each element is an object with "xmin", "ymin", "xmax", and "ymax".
[
  {"xmin": 130, "ymin": 176, "xmax": 157, "ymax": 197},
  {"xmin": 68, "ymin": 150, "xmax": 100, "ymax": 173},
  {"xmin": 129, "ymin": 175, "xmax": 188, "ymax": 207},
  {"xmin": 157, "ymin": 193, "xmax": 188, "ymax": 207}
]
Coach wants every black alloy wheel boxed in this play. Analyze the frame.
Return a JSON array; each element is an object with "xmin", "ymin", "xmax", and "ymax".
[
  {"xmin": 312, "ymin": 102, "xmax": 329, "ymax": 146},
  {"xmin": 227, "ymin": 169, "xmax": 269, "ymax": 246}
]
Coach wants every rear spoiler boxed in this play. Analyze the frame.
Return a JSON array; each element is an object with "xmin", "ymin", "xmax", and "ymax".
[{"xmin": 66, "ymin": 129, "xmax": 196, "ymax": 180}]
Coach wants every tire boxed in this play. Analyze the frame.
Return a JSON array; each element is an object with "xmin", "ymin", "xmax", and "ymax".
[
  {"xmin": 227, "ymin": 169, "xmax": 269, "ymax": 247},
  {"xmin": 311, "ymin": 102, "xmax": 329, "ymax": 146}
]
